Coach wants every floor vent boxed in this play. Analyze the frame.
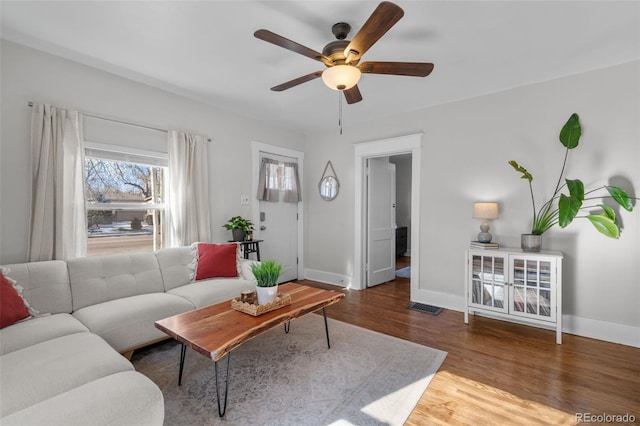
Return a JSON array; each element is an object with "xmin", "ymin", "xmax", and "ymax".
[{"xmin": 408, "ymin": 302, "xmax": 443, "ymax": 315}]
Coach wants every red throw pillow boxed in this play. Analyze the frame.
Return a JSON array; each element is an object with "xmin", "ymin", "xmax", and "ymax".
[
  {"xmin": 0, "ymin": 274, "xmax": 30, "ymax": 328},
  {"xmin": 195, "ymin": 243, "xmax": 239, "ymax": 280}
]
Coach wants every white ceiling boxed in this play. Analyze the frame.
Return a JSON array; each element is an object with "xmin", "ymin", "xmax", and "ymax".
[{"xmin": 2, "ymin": 1, "xmax": 639, "ymax": 134}]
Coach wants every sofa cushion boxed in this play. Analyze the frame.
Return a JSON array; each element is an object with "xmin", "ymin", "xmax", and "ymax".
[
  {"xmin": 0, "ymin": 332, "xmax": 133, "ymax": 417},
  {"xmin": 168, "ymin": 278, "xmax": 254, "ymax": 308},
  {"xmin": 0, "ymin": 313, "xmax": 88, "ymax": 355},
  {"xmin": 72, "ymin": 292, "xmax": 194, "ymax": 352},
  {"xmin": 67, "ymin": 252, "xmax": 164, "ymax": 311},
  {"xmin": 0, "ymin": 274, "xmax": 30, "ymax": 328},
  {"xmin": 240, "ymin": 259, "xmax": 259, "ymax": 282},
  {"xmin": 0, "ymin": 261, "xmax": 71, "ymax": 314},
  {"xmin": 195, "ymin": 242, "xmax": 239, "ymax": 280},
  {"xmin": 155, "ymin": 246, "xmax": 196, "ymax": 291},
  {"xmin": 1, "ymin": 371, "xmax": 164, "ymax": 426}
]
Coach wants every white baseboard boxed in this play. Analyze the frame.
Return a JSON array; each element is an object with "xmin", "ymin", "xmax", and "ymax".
[
  {"xmin": 304, "ymin": 269, "xmax": 351, "ymax": 288},
  {"xmin": 562, "ymin": 315, "xmax": 640, "ymax": 348},
  {"xmin": 411, "ymin": 288, "xmax": 466, "ymax": 312}
]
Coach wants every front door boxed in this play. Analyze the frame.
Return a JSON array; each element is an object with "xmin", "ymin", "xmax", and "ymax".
[
  {"xmin": 366, "ymin": 157, "xmax": 396, "ymax": 287},
  {"xmin": 257, "ymin": 152, "xmax": 299, "ymax": 283}
]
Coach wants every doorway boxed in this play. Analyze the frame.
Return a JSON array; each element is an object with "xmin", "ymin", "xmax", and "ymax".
[
  {"xmin": 354, "ymin": 133, "xmax": 422, "ymax": 298},
  {"xmin": 251, "ymin": 142, "xmax": 304, "ymax": 282}
]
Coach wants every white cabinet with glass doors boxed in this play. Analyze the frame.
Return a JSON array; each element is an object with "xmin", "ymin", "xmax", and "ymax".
[{"xmin": 464, "ymin": 248, "xmax": 563, "ymax": 344}]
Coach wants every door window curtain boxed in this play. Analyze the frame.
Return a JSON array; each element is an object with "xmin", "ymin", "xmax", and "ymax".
[
  {"xmin": 257, "ymin": 158, "xmax": 301, "ymax": 203},
  {"xmin": 167, "ymin": 130, "xmax": 211, "ymax": 247},
  {"xmin": 29, "ymin": 103, "xmax": 87, "ymax": 261}
]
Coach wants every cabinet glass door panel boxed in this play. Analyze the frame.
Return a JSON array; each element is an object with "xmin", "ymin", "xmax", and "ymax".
[
  {"xmin": 492, "ymin": 284, "xmax": 504, "ymax": 309},
  {"xmin": 469, "ymin": 253, "xmax": 507, "ymax": 313},
  {"xmin": 509, "ymin": 256, "xmax": 556, "ymax": 322},
  {"xmin": 526, "ymin": 288, "xmax": 539, "ymax": 314},
  {"xmin": 539, "ymin": 289, "xmax": 551, "ymax": 317},
  {"xmin": 526, "ymin": 260, "xmax": 539, "ymax": 287},
  {"xmin": 513, "ymin": 287, "xmax": 525, "ymax": 313},
  {"xmin": 472, "ymin": 280, "xmax": 482, "ymax": 305},
  {"xmin": 513, "ymin": 259, "xmax": 525, "ymax": 281},
  {"xmin": 539, "ymin": 261, "xmax": 551, "ymax": 289}
]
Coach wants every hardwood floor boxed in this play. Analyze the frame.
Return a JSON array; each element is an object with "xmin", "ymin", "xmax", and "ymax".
[{"xmin": 298, "ymin": 257, "xmax": 640, "ymax": 425}]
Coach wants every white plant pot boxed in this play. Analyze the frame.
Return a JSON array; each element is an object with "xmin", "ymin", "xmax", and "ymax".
[{"xmin": 256, "ymin": 285, "xmax": 278, "ymax": 305}]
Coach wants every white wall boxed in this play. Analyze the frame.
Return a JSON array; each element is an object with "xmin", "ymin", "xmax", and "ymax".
[
  {"xmin": 305, "ymin": 61, "xmax": 640, "ymax": 347},
  {"xmin": 0, "ymin": 40, "xmax": 304, "ymax": 264}
]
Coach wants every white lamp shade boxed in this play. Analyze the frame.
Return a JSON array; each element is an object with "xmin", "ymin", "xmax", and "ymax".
[
  {"xmin": 473, "ymin": 202, "xmax": 499, "ymax": 219},
  {"xmin": 322, "ymin": 65, "xmax": 361, "ymax": 91}
]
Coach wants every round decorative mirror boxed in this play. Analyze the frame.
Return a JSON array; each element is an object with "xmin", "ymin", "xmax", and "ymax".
[{"xmin": 319, "ymin": 176, "xmax": 339, "ymax": 201}]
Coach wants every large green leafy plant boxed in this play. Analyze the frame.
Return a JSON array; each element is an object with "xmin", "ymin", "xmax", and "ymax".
[
  {"xmin": 509, "ymin": 113, "xmax": 635, "ymax": 238},
  {"xmin": 250, "ymin": 260, "xmax": 282, "ymax": 288}
]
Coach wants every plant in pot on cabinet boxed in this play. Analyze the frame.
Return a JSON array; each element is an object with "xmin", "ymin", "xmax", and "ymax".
[
  {"xmin": 223, "ymin": 216, "xmax": 254, "ymax": 242},
  {"xmin": 509, "ymin": 113, "xmax": 636, "ymax": 252},
  {"xmin": 251, "ymin": 260, "xmax": 282, "ymax": 305}
]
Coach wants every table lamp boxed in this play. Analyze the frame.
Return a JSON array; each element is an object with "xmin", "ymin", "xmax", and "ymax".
[{"xmin": 473, "ymin": 202, "xmax": 499, "ymax": 243}]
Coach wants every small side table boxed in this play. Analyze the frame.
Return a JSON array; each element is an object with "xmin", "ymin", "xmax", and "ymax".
[{"xmin": 229, "ymin": 240, "xmax": 263, "ymax": 261}]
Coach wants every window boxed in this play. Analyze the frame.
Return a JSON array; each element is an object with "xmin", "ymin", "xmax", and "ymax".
[
  {"xmin": 258, "ymin": 158, "xmax": 301, "ymax": 203},
  {"xmin": 265, "ymin": 162, "xmax": 298, "ymax": 191},
  {"xmin": 84, "ymin": 143, "xmax": 167, "ymax": 256}
]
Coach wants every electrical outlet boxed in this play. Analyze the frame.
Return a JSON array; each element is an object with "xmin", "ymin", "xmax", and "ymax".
[{"xmin": 240, "ymin": 195, "xmax": 249, "ymax": 205}]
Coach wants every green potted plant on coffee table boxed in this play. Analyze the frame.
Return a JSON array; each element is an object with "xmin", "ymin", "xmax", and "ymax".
[
  {"xmin": 250, "ymin": 260, "xmax": 282, "ymax": 305},
  {"xmin": 223, "ymin": 216, "xmax": 254, "ymax": 241},
  {"xmin": 509, "ymin": 113, "xmax": 636, "ymax": 251}
]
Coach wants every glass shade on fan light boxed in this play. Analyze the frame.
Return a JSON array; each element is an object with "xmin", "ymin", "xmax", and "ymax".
[
  {"xmin": 472, "ymin": 202, "xmax": 499, "ymax": 243},
  {"xmin": 322, "ymin": 65, "xmax": 361, "ymax": 91}
]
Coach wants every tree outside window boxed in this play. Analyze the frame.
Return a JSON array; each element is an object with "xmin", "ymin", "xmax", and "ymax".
[{"xmin": 84, "ymin": 157, "xmax": 166, "ymax": 256}]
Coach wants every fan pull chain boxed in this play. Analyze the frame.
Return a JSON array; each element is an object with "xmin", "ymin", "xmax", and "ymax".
[{"xmin": 338, "ymin": 91, "xmax": 343, "ymax": 135}]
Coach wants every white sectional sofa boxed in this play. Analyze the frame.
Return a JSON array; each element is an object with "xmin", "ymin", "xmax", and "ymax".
[{"xmin": 0, "ymin": 244, "xmax": 258, "ymax": 425}]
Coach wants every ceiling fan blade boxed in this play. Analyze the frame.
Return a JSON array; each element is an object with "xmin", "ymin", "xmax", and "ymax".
[
  {"xmin": 344, "ymin": 85, "xmax": 363, "ymax": 104},
  {"xmin": 270, "ymin": 71, "xmax": 323, "ymax": 92},
  {"xmin": 254, "ymin": 29, "xmax": 331, "ymax": 65},
  {"xmin": 343, "ymin": 2, "xmax": 404, "ymax": 63},
  {"xmin": 359, "ymin": 61, "xmax": 434, "ymax": 77}
]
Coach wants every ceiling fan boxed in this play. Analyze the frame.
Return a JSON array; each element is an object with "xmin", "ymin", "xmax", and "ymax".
[{"xmin": 254, "ymin": 1, "xmax": 434, "ymax": 105}]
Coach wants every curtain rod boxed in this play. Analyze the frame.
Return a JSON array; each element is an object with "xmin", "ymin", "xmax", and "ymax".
[{"xmin": 27, "ymin": 101, "xmax": 211, "ymax": 142}]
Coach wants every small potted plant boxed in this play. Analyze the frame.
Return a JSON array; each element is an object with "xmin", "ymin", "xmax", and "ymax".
[
  {"xmin": 250, "ymin": 260, "xmax": 282, "ymax": 305},
  {"xmin": 509, "ymin": 113, "xmax": 636, "ymax": 251},
  {"xmin": 222, "ymin": 216, "xmax": 254, "ymax": 241}
]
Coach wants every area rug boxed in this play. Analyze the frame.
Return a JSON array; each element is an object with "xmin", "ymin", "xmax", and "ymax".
[
  {"xmin": 132, "ymin": 314, "xmax": 446, "ymax": 426},
  {"xmin": 395, "ymin": 266, "xmax": 411, "ymax": 278}
]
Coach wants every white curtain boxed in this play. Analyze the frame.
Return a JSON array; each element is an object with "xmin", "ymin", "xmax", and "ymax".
[
  {"xmin": 257, "ymin": 158, "xmax": 301, "ymax": 203},
  {"xmin": 256, "ymin": 158, "xmax": 279, "ymax": 202},
  {"xmin": 282, "ymin": 161, "xmax": 301, "ymax": 203},
  {"xmin": 29, "ymin": 103, "xmax": 87, "ymax": 261},
  {"xmin": 167, "ymin": 130, "xmax": 211, "ymax": 247}
]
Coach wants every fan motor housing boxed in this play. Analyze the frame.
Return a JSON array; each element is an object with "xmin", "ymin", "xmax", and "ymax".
[{"xmin": 322, "ymin": 40, "xmax": 355, "ymax": 66}]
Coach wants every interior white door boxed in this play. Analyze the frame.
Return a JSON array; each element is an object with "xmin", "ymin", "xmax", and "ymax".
[
  {"xmin": 257, "ymin": 152, "xmax": 298, "ymax": 283},
  {"xmin": 366, "ymin": 157, "xmax": 396, "ymax": 287}
]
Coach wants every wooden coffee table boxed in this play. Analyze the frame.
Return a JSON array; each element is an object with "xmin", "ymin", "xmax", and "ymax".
[{"xmin": 154, "ymin": 283, "xmax": 344, "ymax": 417}]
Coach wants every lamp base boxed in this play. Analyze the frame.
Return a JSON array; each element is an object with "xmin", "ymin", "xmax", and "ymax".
[
  {"xmin": 478, "ymin": 220, "xmax": 492, "ymax": 243},
  {"xmin": 477, "ymin": 232, "xmax": 492, "ymax": 243}
]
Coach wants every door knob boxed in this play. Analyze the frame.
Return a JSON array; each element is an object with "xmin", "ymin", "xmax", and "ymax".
[{"xmin": 260, "ymin": 226, "xmax": 266, "ymax": 230}]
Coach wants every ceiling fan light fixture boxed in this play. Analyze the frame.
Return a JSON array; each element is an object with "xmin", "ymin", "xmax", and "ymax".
[{"xmin": 322, "ymin": 65, "xmax": 361, "ymax": 91}]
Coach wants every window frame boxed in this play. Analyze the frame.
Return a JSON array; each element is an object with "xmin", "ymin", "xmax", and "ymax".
[{"xmin": 83, "ymin": 141, "xmax": 168, "ymax": 256}]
